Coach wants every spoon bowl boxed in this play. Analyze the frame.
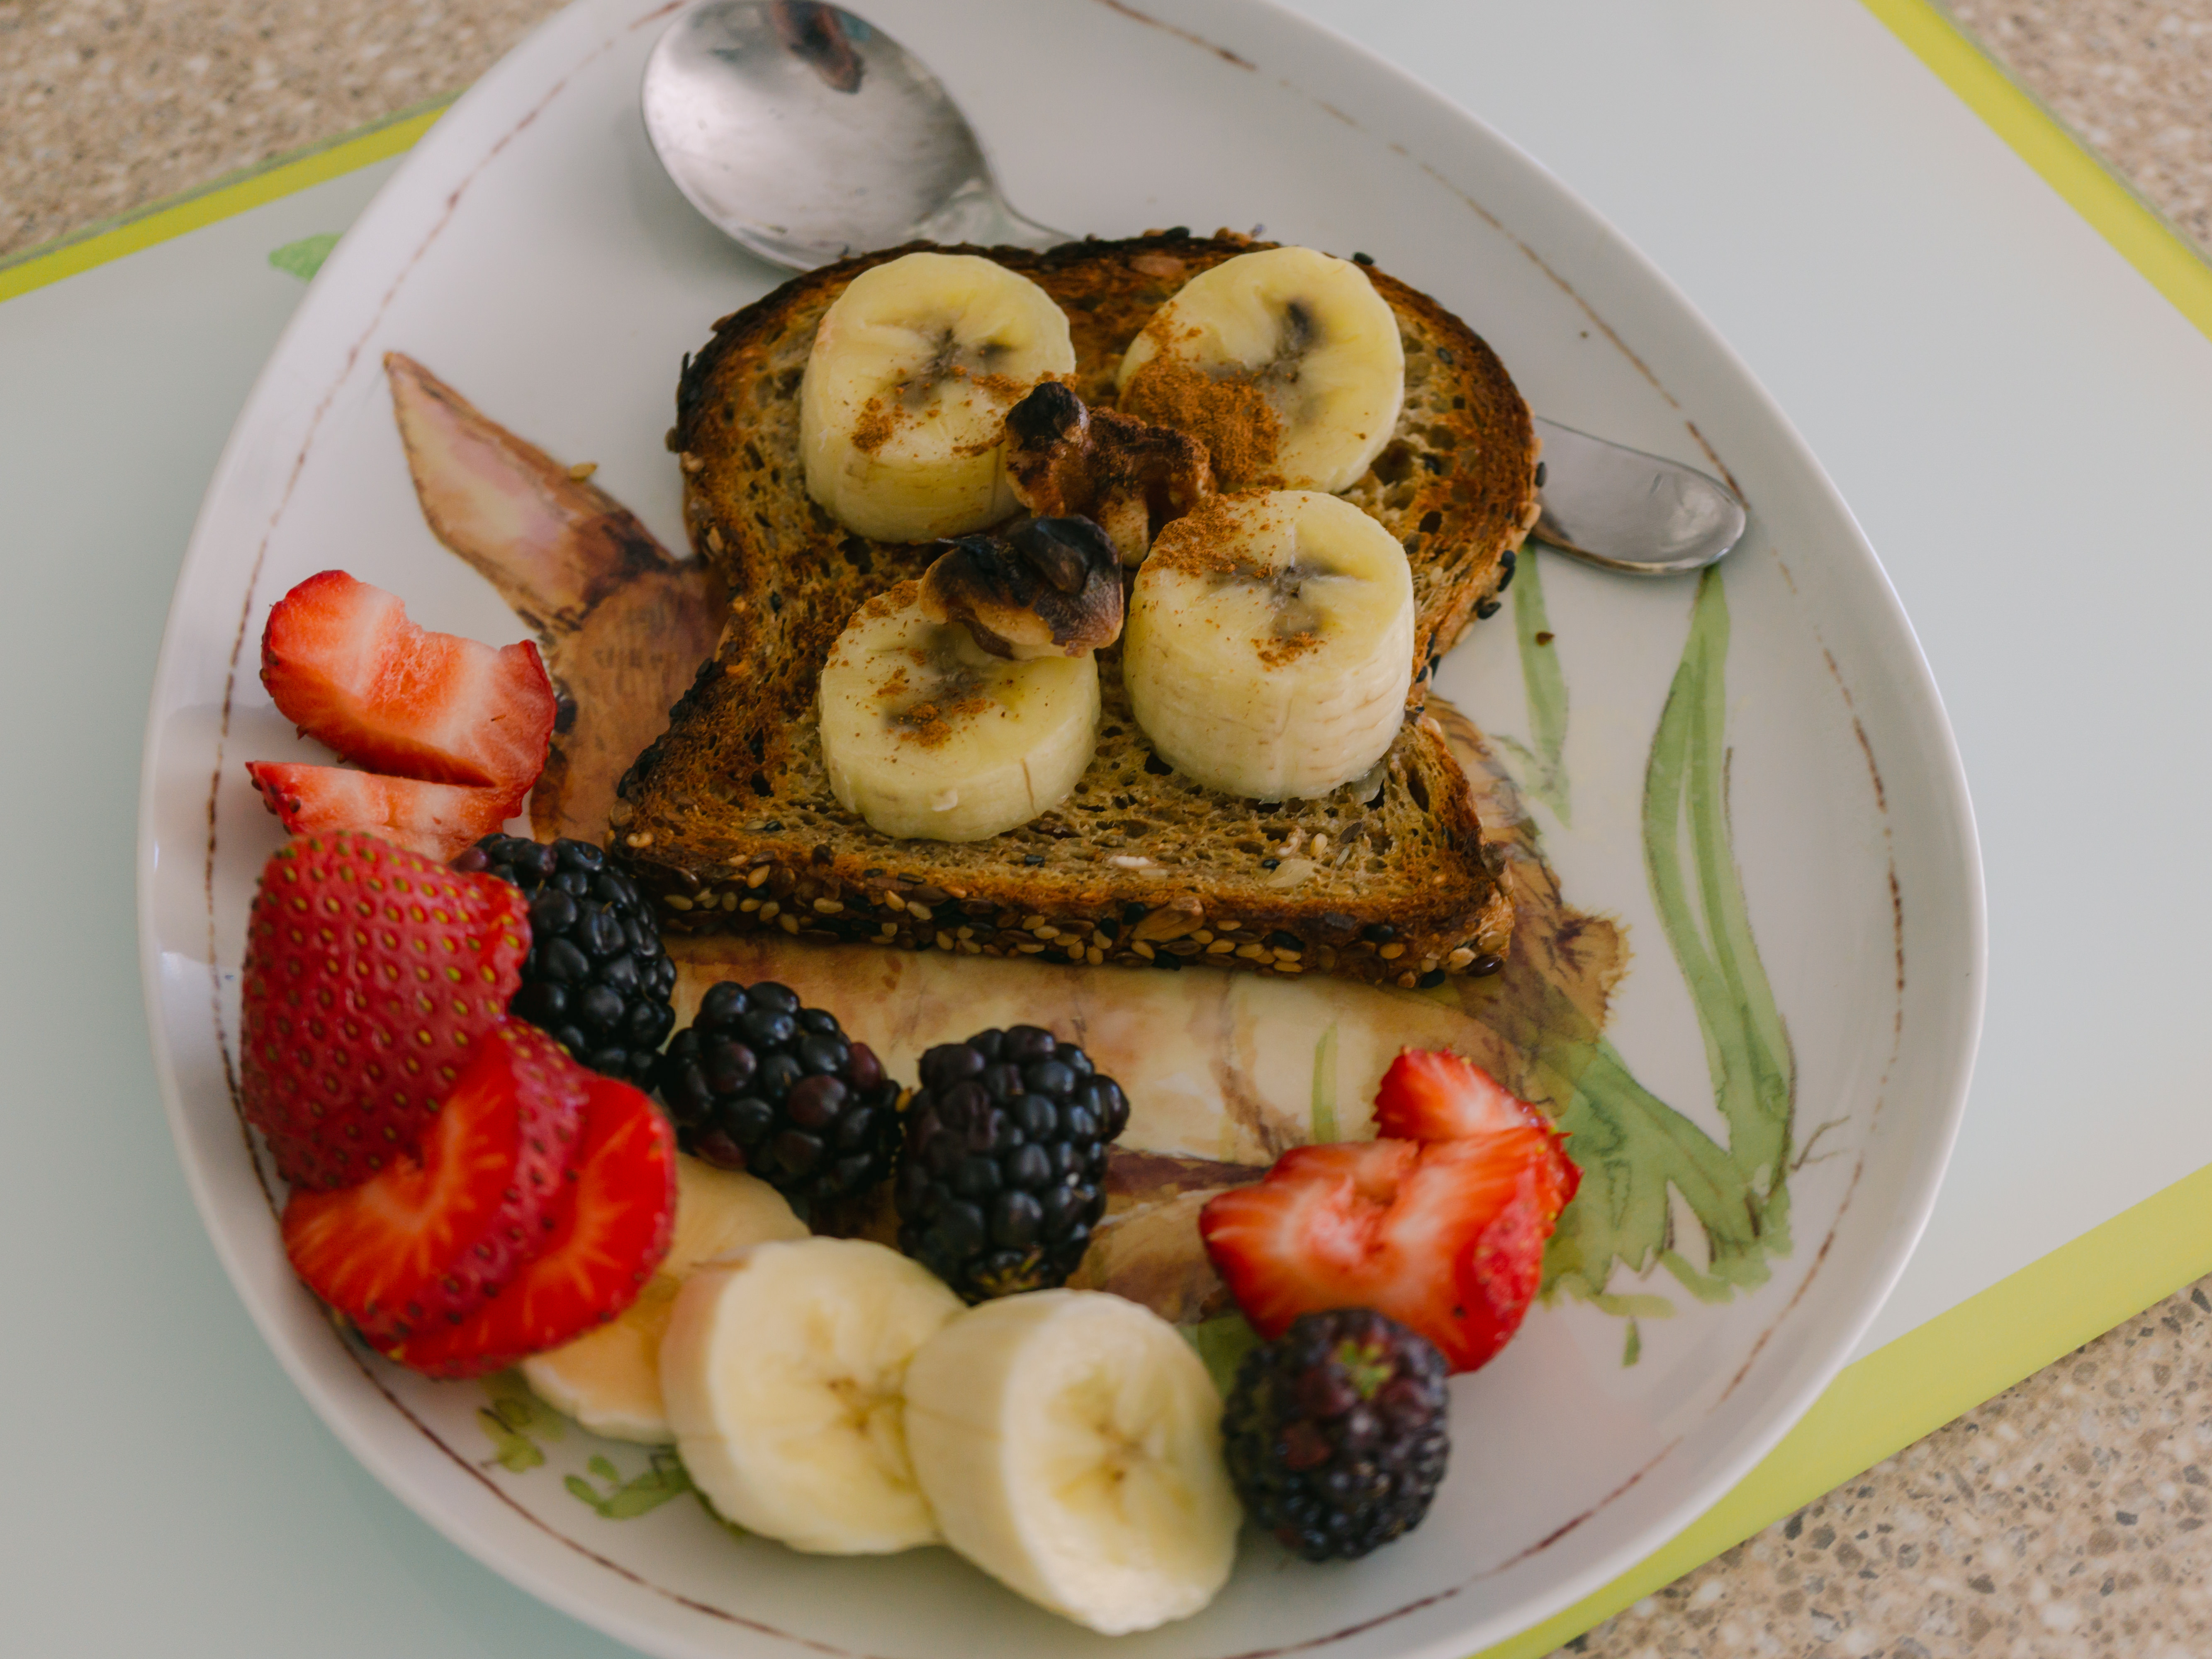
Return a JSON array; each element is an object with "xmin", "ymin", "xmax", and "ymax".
[
  {"xmin": 642, "ymin": 0, "xmax": 1061, "ymax": 269},
  {"xmin": 1531, "ymin": 417, "xmax": 1748, "ymax": 575}
]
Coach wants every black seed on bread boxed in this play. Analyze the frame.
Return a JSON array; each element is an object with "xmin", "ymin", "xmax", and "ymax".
[{"xmin": 616, "ymin": 231, "xmax": 1536, "ymax": 988}]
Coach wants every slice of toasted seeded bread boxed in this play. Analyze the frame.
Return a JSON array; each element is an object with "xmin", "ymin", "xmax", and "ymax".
[{"xmin": 614, "ymin": 231, "xmax": 1534, "ymax": 987}]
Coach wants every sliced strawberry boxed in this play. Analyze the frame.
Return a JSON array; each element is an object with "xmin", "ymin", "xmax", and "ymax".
[
  {"xmin": 1373, "ymin": 1048, "xmax": 1551, "ymax": 1143},
  {"xmin": 1200, "ymin": 1129, "xmax": 1579, "ymax": 1374},
  {"xmin": 239, "ymin": 831, "xmax": 529, "ymax": 1189},
  {"xmin": 247, "ymin": 761, "xmax": 513, "ymax": 862},
  {"xmin": 386, "ymin": 1075, "xmax": 677, "ymax": 1379},
  {"xmin": 259, "ymin": 569, "xmax": 555, "ymax": 808},
  {"xmin": 282, "ymin": 1024, "xmax": 589, "ymax": 1345}
]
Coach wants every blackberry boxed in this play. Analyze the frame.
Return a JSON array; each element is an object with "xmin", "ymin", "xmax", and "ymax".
[
  {"xmin": 456, "ymin": 835, "xmax": 676, "ymax": 1088},
  {"xmin": 1222, "ymin": 1308, "xmax": 1450, "ymax": 1561},
  {"xmin": 656, "ymin": 981, "xmax": 900, "ymax": 1207},
  {"xmin": 895, "ymin": 1025, "xmax": 1129, "ymax": 1302}
]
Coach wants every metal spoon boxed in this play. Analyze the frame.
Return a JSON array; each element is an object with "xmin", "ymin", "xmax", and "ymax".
[
  {"xmin": 641, "ymin": 0, "xmax": 1747, "ymax": 575},
  {"xmin": 1527, "ymin": 418, "xmax": 1745, "ymax": 574}
]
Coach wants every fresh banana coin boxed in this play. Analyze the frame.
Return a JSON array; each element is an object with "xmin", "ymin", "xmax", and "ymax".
[
  {"xmin": 1116, "ymin": 245, "xmax": 1404, "ymax": 493},
  {"xmin": 801, "ymin": 251, "xmax": 1076, "ymax": 542},
  {"xmin": 818, "ymin": 581, "xmax": 1101, "ymax": 841},
  {"xmin": 520, "ymin": 1158, "xmax": 807, "ymax": 1444},
  {"xmin": 661, "ymin": 1237, "xmax": 964, "ymax": 1554},
  {"xmin": 1124, "ymin": 490, "xmax": 1415, "ymax": 800},
  {"xmin": 903, "ymin": 1289, "xmax": 1241, "ymax": 1636}
]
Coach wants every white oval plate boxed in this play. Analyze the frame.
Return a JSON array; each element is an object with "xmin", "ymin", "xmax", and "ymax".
[{"xmin": 137, "ymin": 1, "xmax": 1983, "ymax": 1654}]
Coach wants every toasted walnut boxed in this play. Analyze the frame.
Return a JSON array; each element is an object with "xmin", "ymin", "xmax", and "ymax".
[
  {"xmin": 917, "ymin": 516, "xmax": 1124, "ymax": 660},
  {"xmin": 1003, "ymin": 381, "xmax": 1214, "ymax": 566}
]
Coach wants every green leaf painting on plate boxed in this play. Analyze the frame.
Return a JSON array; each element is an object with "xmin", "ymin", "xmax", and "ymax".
[
  {"xmin": 1492, "ymin": 547, "xmax": 1572, "ymax": 825},
  {"xmin": 1511, "ymin": 565, "xmax": 1798, "ymax": 1358},
  {"xmin": 567, "ymin": 1449, "xmax": 695, "ymax": 1519},
  {"xmin": 268, "ymin": 232, "xmax": 341, "ymax": 282},
  {"xmin": 477, "ymin": 1371, "xmax": 565, "ymax": 1472},
  {"xmin": 477, "ymin": 1374, "xmax": 696, "ymax": 1520},
  {"xmin": 1309, "ymin": 1022, "xmax": 1341, "ymax": 1145}
]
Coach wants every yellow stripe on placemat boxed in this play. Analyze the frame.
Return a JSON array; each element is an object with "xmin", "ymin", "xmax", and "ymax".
[
  {"xmin": 0, "ymin": 98, "xmax": 451, "ymax": 305},
  {"xmin": 1863, "ymin": 0, "xmax": 2212, "ymax": 343},
  {"xmin": 1480, "ymin": 1158, "xmax": 2212, "ymax": 1658}
]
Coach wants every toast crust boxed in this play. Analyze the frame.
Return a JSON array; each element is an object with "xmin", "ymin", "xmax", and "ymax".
[{"xmin": 615, "ymin": 232, "xmax": 1534, "ymax": 988}]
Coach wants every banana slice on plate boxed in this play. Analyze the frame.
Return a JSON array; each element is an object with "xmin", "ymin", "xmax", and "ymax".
[
  {"xmin": 903, "ymin": 1289, "xmax": 1240, "ymax": 1635},
  {"xmin": 818, "ymin": 580, "xmax": 1101, "ymax": 841},
  {"xmin": 1116, "ymin": 245, "xmax": 1404, "ymax": 493},
  {"xmin": 661, "ymin": 1237, "xmax": 964, "ymax": 1554},
  {"xmin": 801, "ymin": 251, "xmax": 1076, "ymax": 542},
  {"xmin": 1125, "ymin": 490, "xmax": 1415, "ymax": 800},
  {"xmin": 519, "ymin": 1157, "xmax": 808, "ymax": 1443}
]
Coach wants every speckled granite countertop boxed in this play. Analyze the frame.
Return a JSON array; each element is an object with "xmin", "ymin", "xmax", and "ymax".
[
  {"xmin": 0, "ymin": 0, "xmax": 568, "ymax": 254},
  {"xmin": 6, "ymin": 2, "xmax": 2211, "ymax": 1654}
]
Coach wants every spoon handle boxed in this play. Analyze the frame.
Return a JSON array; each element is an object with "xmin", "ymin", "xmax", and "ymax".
[
  {"xmin": 1528, "ymin": 416, "xmax": 1747, "ymax": 576},
  {"xmin": 913, "ymin": 179, "xmax": 1070, "ymax": 252}
]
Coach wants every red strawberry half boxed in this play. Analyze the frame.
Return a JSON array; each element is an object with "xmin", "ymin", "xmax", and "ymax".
[
  {"xmin": 282, "ymin": 1024, "xmax": 590, "ymax": 1345},
  {"xmin": 239, "ymin": 831, "xmax": 528, "ymax": 1189},
  {"xmin": 1373, "ymin": 1048, "xmax": 1551, "ymax": 1143},
  {"xmin": 247, "ymin": 761, "xmax": 513, "ymax": 863},
  {"xmin": 1200, "ymin": 1127, "xmax": 1579, "ymax": 1374},
  {"xmin": 387, "ymin": 1074, "xmax": 677, "ymax": 1379},
  {"xmin": 260, "ymin": 569, "xmax": 555, "ymax": 809}
]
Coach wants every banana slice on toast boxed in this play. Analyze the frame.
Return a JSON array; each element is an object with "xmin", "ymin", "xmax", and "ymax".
[
  {"xmin": 1125, "ymin": 490, "xmax": 1415, "ymax": 801},
  {"xmin": 801, "ymin": 251, "xmax": 1075, "ymax": 542},
  {"xmin": 818, "ymin": 579, "xmax": 1102, "ymax": 842},
  {"xmin": 1117, "ymin": 245, "xmax": 1404, "ymax": 493}
]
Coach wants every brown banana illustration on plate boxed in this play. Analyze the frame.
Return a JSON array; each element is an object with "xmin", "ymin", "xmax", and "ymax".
[
  {"xmin": 384, "ymin": 358, "xmax": 1625, "ymax": 1326},
  {"xmin": 385, "ymin": 352, "xmax": 727, "ymax": 842}
]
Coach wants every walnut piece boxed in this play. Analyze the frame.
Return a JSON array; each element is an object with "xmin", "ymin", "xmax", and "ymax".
[
  {"xmin": 1003, "ymin": 381, "xmax": 1215, "ymax": 566},
  {"xmin": 917, "ymin": 516, "xmax": 1125, "ymax": 660}
]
